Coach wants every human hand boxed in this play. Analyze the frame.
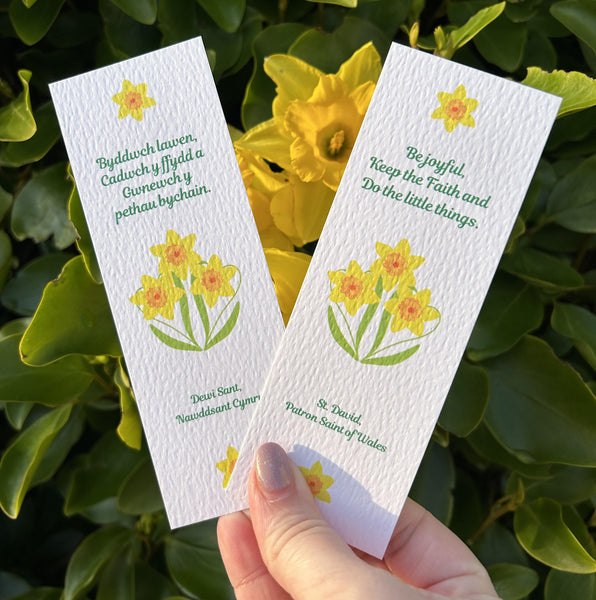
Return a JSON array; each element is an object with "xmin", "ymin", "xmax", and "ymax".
[{"xmin": 218, "ymin": 443, "xmax": 499, "ymax": 600}]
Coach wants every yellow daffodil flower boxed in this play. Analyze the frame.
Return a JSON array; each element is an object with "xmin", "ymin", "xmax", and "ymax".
[
  {"xmin": 216, "ymin": 446, "xmax": 239, "ymax": 488},
  {"xmin": 150, "ymin": 229, "xmax": 201, "ymax": 280},
  {"xmin": 299, "ymin": 461, "xmax": 334, "ymax": 503},
  {"xmin": 129, "ymin": 274, "xmax": 184, "ymax": 320},
  {"xmin": 328, "ymin": 260, "xmax": 379, "ymax": 316},
  {"xmin": 371, "ymin": 240, "xmax": 425, "ymax": 292},
  {"xmin": 190, "ymin": 254, "xmax": 236, "ymax": 307},
  {"xmin": 431, "ymin": 84, "xmax": 478, "ymax": 133},
  {"xmin": 264, "ymin": 248, "xmax": 311, "ymax": 325},
  {"xmin": 384, "ymin": 285, "xmax": 440, "ymax": 337},
  {"xmin": 112, "ymin": 80, "xmax": 156, "ymax": 121}
]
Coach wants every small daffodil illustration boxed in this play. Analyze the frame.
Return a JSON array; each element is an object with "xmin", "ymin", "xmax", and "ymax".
[
  {"xmin": 190, "ymin": 255, "xmax": 237, "ymax": 308},
  {"xmin": 431, "ymin": 84, "xmax": 478, "ymax": 133},
  {"xmin": 371, "ymin": 240, "xmax": 425, "ymax": 292},
  {"xmin": 216, "ymin": 446, "xmax": 239, "ymax": 489},
  {"xmin": 112, "ymin": 80, "xmax": 156, "ymax": 121},
  {"xmin": 299, "ymin": 461, "xmax": 334, "ymax": 503},
  {"xmin": 150, "ymin": 229, "xmax": 201, "ymax": 280},
  {"xmin": 129, "ymin": 275, "xmax": 184, "ymax": 320},
  {"xmin": 385, "ymin": 285, "xmax": 440, "ymax": 337},
  {"xmin": 328, "ymin": 260, "xmax": 379, "ymax": 316}
]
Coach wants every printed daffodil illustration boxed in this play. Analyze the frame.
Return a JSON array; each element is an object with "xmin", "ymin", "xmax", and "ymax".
[
  {"xmin": 299, "ymin": 461, "xmax": 334, "ymax": 503},
  {"xmin": 150, "ymin": 229, "xmax": 201, "ymax": 280},
  {"xmin": 385, "ymin": 286, "xmax": 440, "ymax": 337},
  {"xmin": 112, "ymin": 80, "xmax": 156, "ymax": 121},
  {"xmin": 216, "ymin": 446, "xmax": 239, "ymax": 489},
  {"xmin": 431, "ymin": 84, "xmax": 478, "ymax": 133},
  {"xmin": 370, "ymin": 240, "xmax": 425, "ymax": 292},
  {"xmin": 130, "ymin": 231, "xmax": 241, "ymax": 352},
  {"xmin": 129, "ymin": 275, "xmax": 184, "ymax": 320},
  {"xmin": 327, "ymin": 241, "xmax": 441, "ymax": 366},
  {"xmin": 328, "ymin": 260, "xmax": 379, "ymax": 316},
  {"xmin": 190, "ymin": 255, "xmax": 237, "ymax": 308}
]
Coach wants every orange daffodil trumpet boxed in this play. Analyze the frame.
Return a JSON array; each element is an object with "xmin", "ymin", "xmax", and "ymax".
[
  {"xmin": 112, "ymin": 80, "xmax": 156, "ymax": 121},
  {"xmin": 431, "ymin": 84, "xmax": 478, "ymax": 133},
  {"xmin": 299, "ymin": 461, "xmax": 334, "ymax": 503},
  {"xmin": 190, "ymin": 255, "xmax": 237, "ymax": 308},
  {"xmin": 327, "ymin": 240, "xmax": 441, "ymax": 366},
  {"xmin": 130, "ymin": 275, "xmax": 185, "ymax": 321},
  {"xmin": 150, "ymin": 230, "xmax": 201, "ymax": 280}
]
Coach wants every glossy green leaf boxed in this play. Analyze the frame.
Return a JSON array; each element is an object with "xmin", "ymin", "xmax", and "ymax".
[
  {"xmin": 500, "ymin": 247, "xmax": 583, "ymax": 291},
  {"xmin": 3, "ymin": 590, "xmax": 62, "ymax": 600},
  {"xmin": 0, "ymin": 318, "xmax": 31, "ymax": 339},
  {"xmin": 8, "ymin": 0, "xmax": 65, "ymax": 45},
  {"xmin": 471, "ymin": 522, "xmax": 530, "ymax": 567},
  {"xmin": 0, "ymin": 185, "xmax": 11, "ymax": 222},
  {"xmin": 0, "ymin": 70, "xmax": 36, "ymax": 142},
  {"xmin": 109, "ymin": 0, "xmax": 156, "ymax": 25},
  {"xmin": 487, "ymin": 563, "xmax": 539, "ymax": 600},
  {"xmin": 96, "ymin": 551, "xmax": 135, "ymax": 600},
  {"xmin": 552, "ymin": 302, "xmax": 596, "ymax": 370},
  {"xmin": 0, "ymin": 334, "xmax": 93, "ymax": 404},
  {"xmin": 117, "ymin": 458, "xmax": 164, "ymax": 515},
  {"xmin": 4, "ymin": 401, "xmax": 33, "ymax": 430},
  {"xmin": 20, "ymin": 256, "xmax": 121, "ymax": 365},
  {"xmin": 447, "ymin": 1, "xmax": 505, "ymax": 57},
  {"xmin": 523, "ymin": 32, "xmax": 557, "ymax": 71},
  {"xmin": 115, "ymin": 362, "xmax": 142, "ymax": 451},
  {"xmin": 473, "ymin": 14, "xmax": 528, "ymax": 72},
  {"xmin": 545, "ymin": 570, "xmax": 595, "ymax": 600},
  {"xmin": 511, "ymin": 466, "xmax": 596, "ymax": 505},
  {"xmin": 309, "ymin": 0, "xmax": 356, "ymax": 7},
  {"xmin": 409, "ymin": 442, "xmax": 454, "ymax": 525},
  {"xmin": 10, "ymin": 162, "xmax": 77, "ymax": 249},
  {"xmin": 134, "ymin": 563, "xmax": 179, "ymax": 600},
  {"xmin": 350, "ymin": 0, "xmax": 409, "ymax": 39},
  {"xmin": 64, "ymin": 525, "xmax": 132, "ymax": 600},
  {"xmin": 546, "ymin": 155, "xmax": 596, "ymax": 233},
  {"xmin": 0, "ymin": 230, "xmax": 11, "ymax": 292},
  {"xmin": 0, "ymin": 572, "xmax": 30, "ymax": 597},
  {"xmin": 0, "ymin": 404, "xmax": 71, "ymax": 518},
  {"xmin": 551, "ymin": 0, "xmax": 596, "ymax": 54},
  {"xmin": 514, "ymin": 498, "xmax": 596, "ymax": 573},
  {"xmin": 165, "ymin": 521, "xmax": 233, "ymax": 600},
  {"xmin": 197, "ymin": 0, "xmax": 245, "ymax": 33},
  {"xmin": 0, "ymin": 253, "xmax": 70, "ymax": 316},
  {"xmin": 484, "ymin": 336, "xmax": 596, "ymax": 466},
  {"xmin": 468, "ymin": 273, "xmax": 544, "ymax": 361},
  {"xmin": 157, "ymin": 0, "xmax": 201, "ymax": 45},
  {"xmin": 504, "ymin": 215, "xmax": 525, "ymax": 254},
  {"xmin": 0, "ymin": 102, "xmax": 60, "ymax": 167},
  {"xmin": 439, "ymin": 360, "xmax": 488, "ymax": 436}
]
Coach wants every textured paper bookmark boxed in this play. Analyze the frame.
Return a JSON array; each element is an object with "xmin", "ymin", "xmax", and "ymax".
[
  {"xmin": 228, "ymin": 43, "xmax": 560, "ymax": 557},
  {"xmin": 50, "ymin": 37, "xmax": 284, "ymax": 527}
]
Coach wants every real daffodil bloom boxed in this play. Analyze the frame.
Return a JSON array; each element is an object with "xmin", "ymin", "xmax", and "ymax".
[
  {"xmin": 384, "ymin": 285, "xmax": 440, "ymax": 337},
  {"xmin": 150, "ymin": 229, "xmax": 201, "ymax": 280},
  {"xmin": 371, "ymin": 240, "xmax": 425, "ymax": 292},
  {"xmin": 216, "ymin": 446, "xmax": 239, "ymax": 488},
  {"xmin": 328, "ymin": 260, "xmax": 379, "ymax": 316},
  {"xmin": 129, "ymin": 274, "xmax": 185, "ymax": 320},
  {"xmin": 190, "ymin": 254, "xmax": 236, "ymax": 308},
  {"xmin": 431, "ymin": 84, "xmax": 478, "ymax": 133},
  {"xmin": 112, "ymin": 80, "xmax": 156, "ymax": 121},
  {"xmin": 299, "ymin": 461, "xmax": 334, "ymax": 503}
]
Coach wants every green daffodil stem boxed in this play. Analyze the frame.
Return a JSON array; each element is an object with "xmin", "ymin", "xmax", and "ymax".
[
  {"xmin": 335, "ymin": 303, "xmax": 358, "ymax": 359},
  {"xmin": 152, "ymin": 317, "xmax": 197, "ymax": 346},
  {"xmin": 204, "ymin": 268, "xmax": 241, "ymax": 347}
]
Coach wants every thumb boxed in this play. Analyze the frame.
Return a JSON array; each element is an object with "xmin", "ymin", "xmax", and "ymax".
[{"xmin": 248, "ymin": 443, "xmax": 370, "ymax": 600}]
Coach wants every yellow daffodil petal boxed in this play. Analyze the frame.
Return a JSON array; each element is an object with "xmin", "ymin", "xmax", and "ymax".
[
  {"xmin": 236, "ymin": 118, "xmax": 293, "ymax": 170},
  {"xmin": 317, "ymin": 490, "xmax": 331, "ymax": 503},
  {"xmin": 336, "ymin": 42, "xmax": 382, "ymax": 90}
]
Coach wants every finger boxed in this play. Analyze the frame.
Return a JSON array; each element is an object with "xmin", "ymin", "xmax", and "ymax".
[
  {"xmin": 217, "ymin": 511, "xmax": 292, "ymax": 600},
  {"xmin": 384, "ymin": 498, "xmax": 498, "ymax": 598}
]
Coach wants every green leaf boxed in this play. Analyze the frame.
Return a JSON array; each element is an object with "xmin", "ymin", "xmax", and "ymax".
[
  {"xmin": 8, "ymin": 0, "xmax": 65, "ymax": 45},
  {"xmin": 360, "ymin": 344, "xmax": 419, "ymax": 365},
  {"xmin": 165, "ymin": 521, "xmax": 233, "ymax": 600},
  {"xmin": 197, "ymin": 0, "xmax": 245, "ymax": 33},
  {"xmin": 473, "ymin": 14, "xmax": 528, "ymax": 72},
  {"xmin": 0, "ymin": 253, "xmax": 70, "ymax": 316},
  {"xmin": 10, "ymin": 162, "xmax": 77, "ymax": 249},
  {"xmin": 115, "ymin": 362, "xmax": 142, "ymax": 451},
  {"xmin": 487, "ymin": 563, "xmax": 539, "ymax": 600},
  {"xmin": 205, "ymin": 302, "xmax": 240, "ymax": 349},
  {"xmin": 3, "ymin": 589, "xmax": 62, "ymax": 600},
  {"xmin": 552, "ymin": 302, "xmax": 596, "ymax": 370},
  {"xmin": 68, "ymin": 184, "xmax": 102, "ymax": 283},
  {"xmin": 447, "ymin": 1, "xmax": 505, "ymax": 57},
  {"xmin": 0, "ymin": 572, "xmax": 30, "ymax": 597},
  {"xmin": 512, "ymin": 466, "xmax": 596, "ymax": 504},
  {"xmin": 368, "ymin": 308, "xmax": 392, "ymax": 355},
  {"xmin": 545, "ymin": 570, "xmax": 595, "ymax": 600},
  {"xmin": 309, "ymin": 0, "xmax": 357, "ymax": 7},
  {"xmin": 355, "ymin": 302, "xmax": 379, "ymax": 350},
  {"xmin": 499, "ymin": 247, "xmax": 583, "ymax": 291},
  {"xmin": 97, "ymin": 552, "xmax": 135, "ymax": 600},
  {"xmin": 327, "ymin": 306, "xmax": 356, "ymax": 358},
  {"xmin": 0, "ymin": 318, "xmax": 31, "ymax": 339},
  {"xmin": 0, "ymin": 334, "xmax": 93, "ymax": 404},
  {"xmin": 409, "ymin": 442, "xmax": 454, "ymax": 525},
  {"xmin": 471, "ymin": 522, "xmax": 530, "ymax": 567},
  {"xmin": 0, "ymin": 70, "xmax": 36, "ymax": 142},
  {"xmin": 134, "ymin": 563, "xmax": 179, "ymax": 600},
  {"xmin": 0, "ymin": 230, "xmax": 11, "ymax": 292},
  {"xmin": 551, "ymin": 0, "xmax": 596, "ymax": 54},
  {"xmin": 546, "ymin": 155, "xmax": 596, "ymax": 233},
  {"xmin": 439, "ymin": 360, "xmax": 488, "ymax": 436},
  {"xmin": 0, "ymin": 185, "xmax": 12, "ymax": 222},
  {"xmin": 514, "ymin": 498, "xmax": 596, "ymax": 573},
  {"xmin": 117, "ymin": 458, "xmax": 164, "ymax": 515},
  {"xmin": 20, "ymin": 256, "xmax": 121, "ymax": 365},
  {"xmin": 109, "ymin": 0, "xmax": 156, "ymax": 24},
  {"xmin": 483, "ymin": 336, "xmax": 596, "ymax": 466},
  {"xmin": 504, "ymin": 215, "xmax": 525, "ymax": 254},
  {"xmin": 523, "ymin": 69, "xmax": 596, "ymax": 118},
  {"xmin": 64, "ymin": 525, "xmax": 132, "ymax": 600},
  {"xmin": 193, "ymin": 292, "xmax": 210, "ymax": 339},
  {"xmin": 4, "ymin": 401, "xmax": 33, "ymax": 429},
  {"xmin": 0, "ymin": 102, "xmax": 60, "ymax": 167},
  {"xmin": 468, "ymin": 273, "xmax": 544, "ymax": 361},
  {"xmin": 0, "ymin": 404, "xmax": 71, "ymax": 518},
  {"xmin": 157, "ymin": 0, "xmax": 201, "ymax": 46},
  {"xmin": 149, "ymin": 325, "xmax": 202, "ymax": 351}
]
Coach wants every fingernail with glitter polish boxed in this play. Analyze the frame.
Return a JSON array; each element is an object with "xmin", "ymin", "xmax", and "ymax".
[{"xmin": 255, "ymin": 442, "xmax": 294, "ymax": 495}]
